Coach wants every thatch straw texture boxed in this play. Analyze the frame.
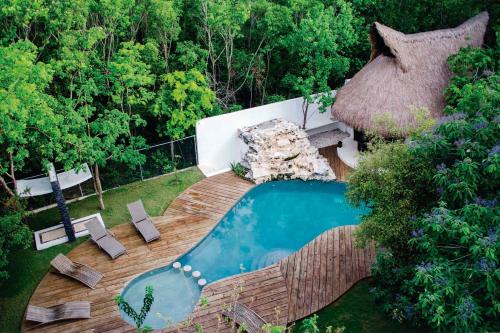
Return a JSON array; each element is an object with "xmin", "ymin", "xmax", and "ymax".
[{"xmin": 331, "ymin": 12, "xmax": 489, "ymax": 137}]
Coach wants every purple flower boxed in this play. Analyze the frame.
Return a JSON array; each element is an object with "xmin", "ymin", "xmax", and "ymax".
[
  {"xmin": 416, "ymin": 262, "xmax": 433, "ymax": 273},
  {"xmin": 489, "ymin": 145, "xmax": 500, "ymax": 157},
  {"xmin": 411, "ymin": 228, "xmax": 424, "ymax": 238},
  {"xmin": 437, "ymin": 112, "xmax": 466, "ymax": 125},
  {"xmin": 458, "ymin": 298, "xmax": 476, "ymax": 321},
  {"xmin": 436, "ymin": 163, "xmax": 447, "ymax": 172},
  {"xmin": 475, "ymin": 197, "xmax": 498, "ymax": 208},
  {"xmin": 476, "ymin": 258, "xmax": 496, "ymax": 273},
  {"xmin": 454, "ymin": 139, "xmax": 465, "ymax": 147},
  {"xmin": 482, "ymin": 229, "xmax": 498, "ymax": 246},
  {"xmin": 437, "ymin": 187, "xmax": 444, "ymax": 196},
  {"xmin": 473, "ymin": 121, "xmax": 488, "ymax": 130}
]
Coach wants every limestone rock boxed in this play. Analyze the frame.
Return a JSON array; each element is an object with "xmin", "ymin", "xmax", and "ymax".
[{"xmin": 239, "ymin": 119, "xmax": 336, "ymax": 184}]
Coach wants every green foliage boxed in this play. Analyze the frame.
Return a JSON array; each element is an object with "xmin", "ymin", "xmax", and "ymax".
[
  {"xmin": 262, "ymin": 323, "xmax": 286, "ymax": 333},
  {"xmin": 0, "ymin": 41, "xmax": 60, "ymax": 191},
  {"xmin": 300, "ymin": 314, "xmax": 320, "ymax": 333},
  {"xmin": 153, "ymin": 69, "xmax": 215, "ymax": 139},
  {"xmin": 0, "ymin": 197, "xmax": 30, "ymax": 283},
  {"xmin": 351, "ymin": 46, "xmax": 500, "ymax": 332},
  {"xmin": 281, "ymin": 0, "xmax": 356, "ymax": 128},
  {"xmin": 115, "ymin": 285, "xmax": 154, "ymax": 332},
  {"xmin": 230, "ymin": 162, "xmax": 247, "ymax": 179},
  {"xmin": 347, "ymin": 142, "xmax": 435, "ymax": 253}
]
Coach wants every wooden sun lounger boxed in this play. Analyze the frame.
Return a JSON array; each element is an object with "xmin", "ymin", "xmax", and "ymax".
[
  {"xmin": 84, "ymin": 218, "xmax": 126, "ymax": 259},
  {"xmin": 50, "ymin": 253, "xmax": 103, "ymax": 289},
  {"xmin": 26, "ymin": 301, "xmax": 91, "ymax": 326},
  {"xmin": 222, "ymin": 302, "xmax": 267, "ymax": 333},
  {"xmin": 127, "ymin": 200, "xmax": 161, "ymax": 243}
]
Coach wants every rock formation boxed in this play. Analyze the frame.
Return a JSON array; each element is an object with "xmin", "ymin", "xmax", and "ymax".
[{"xmin": 239, "ymin": 118, "xmax": 336, "ymax": 183}]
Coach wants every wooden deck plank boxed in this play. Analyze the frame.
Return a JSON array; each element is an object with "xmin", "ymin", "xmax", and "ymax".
[
  {"xmin": 310, "ymin": 236, "xmax": 321, "ymax": 313},
  {"xmin": 318, "ymin": 232, "xmax": 328, "ymax": 310},
  {"xmin": 318, "ymin": 145, "xmax": 352, "ymax": 182},
  {"xmin": 24, "ymin": 170, "xmax": 376, "ymax": 333},
  {"xmin": 325, "ymin": 229, "xmax": 334, "ymax": 303}
]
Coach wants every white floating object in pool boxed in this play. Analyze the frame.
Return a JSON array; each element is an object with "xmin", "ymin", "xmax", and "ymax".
[
  {"xmin": 192, "ymin": 271, "xmax": 201, "ymax": 278},
  {"xmin": 183, "ymin": 265, "xmax": 192, "ymax": 272},
  {"xmin": 173, "ymin": 262, "xmax": 181, "ymax": 269},
  {"xmin": 198, "ymin": 279, "xmax": 207, "ymax": 286}
]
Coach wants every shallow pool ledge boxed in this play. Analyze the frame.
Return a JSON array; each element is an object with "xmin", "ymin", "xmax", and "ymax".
[{"xmin": 163, "ymin": 225, "xmax": 376, "ymax": 332}]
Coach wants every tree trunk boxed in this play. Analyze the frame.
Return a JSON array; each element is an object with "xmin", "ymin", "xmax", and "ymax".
[
  {"xmin": 93, "ymin": 164, "xmax": 105, "ymax": 210},
  {"xmin": 0, "ymin": 175, "xmax": 15, "ymax": 197}
]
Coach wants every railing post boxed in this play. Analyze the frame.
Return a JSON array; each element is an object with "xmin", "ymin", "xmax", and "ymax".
[
  {"xmin": 139, "ymin": 162, "xmax": 144, "ymax": 181},
  {"xmin": 194, "ymin": 135, "xmax": 198, "ymax": 165}
]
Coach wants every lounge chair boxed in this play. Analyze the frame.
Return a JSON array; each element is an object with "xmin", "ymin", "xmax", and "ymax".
[
  {"xmin": 85, "ymin": 218, "xmax": 126, "ymax": 259},
  {"xmin": 26, "ymin": 301, "xmax": 91, "ymax": 326},
  {"xmin": 50, "ymin": 253, "xmax": 103, "ymax": 289},
  {"xmin": 127, "ymin": 200, "xmax": 161, "ymax": 243},
  {"xmin": 222, "ymin": 302, "xmax": 267, "ymax": 333}
]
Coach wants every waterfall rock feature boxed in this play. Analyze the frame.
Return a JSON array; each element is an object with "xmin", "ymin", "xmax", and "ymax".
[{"xmin": 239, "ymin": 119, "xmax": 336, "ymax": 183}]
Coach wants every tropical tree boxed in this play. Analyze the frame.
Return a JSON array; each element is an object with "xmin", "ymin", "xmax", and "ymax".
[
  {"xmin": 281, "ymin": 0, "xmax": 356, "ymax": 129},
  {"xmin": 53, "ymin": 30, "xmax": 150, "ymax": 210},
  {"xmin": 146, "ymin": 0, "xmax": 182, "ymax": 72},
  {"xmin": 0, "ymin": 41, "xmax": 60, "ymax": 196},
  {"xmin": 153, "ymin": 69, "xmax": 216, "ymax": 140}
]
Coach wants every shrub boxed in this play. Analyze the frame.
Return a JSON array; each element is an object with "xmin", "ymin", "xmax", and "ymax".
[{"xmin": 0, "ymin": 197, "xmax": 30, "ymax": 284}]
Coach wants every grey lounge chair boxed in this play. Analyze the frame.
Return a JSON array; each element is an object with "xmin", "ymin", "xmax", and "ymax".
[
  {"xmin": 50, "ymin": 253, "xmax": 103, "ymax": 289},
  {"xmin": 127, "ymin": 200, "xmax": 160, "ymax": 243},
  {"xmin": 85, "ymin": 218, "xmax": 126, "ymax": 259},
  {"xmin": 222, "ymin": 302, "xmax": 267, "ymax": 333},
  {"xmin": 26, "ymin": 301, "xmax": 91, "ymax": 326}
]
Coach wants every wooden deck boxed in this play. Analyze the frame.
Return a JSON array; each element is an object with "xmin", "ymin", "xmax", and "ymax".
[
  {"xmin": 166, "ymin": 226, "xmax": 375, "ymax": 332},
  {"xmin": 23, "ymin": 170, "xmax": 374, "ymax": 333},
  {"xmin": 23, "ymin": 172, "xmax": 253, "ymax": 333},
  {"xmin": 318, "ymin": 145, "xmax": 353, "ymax": 182}
]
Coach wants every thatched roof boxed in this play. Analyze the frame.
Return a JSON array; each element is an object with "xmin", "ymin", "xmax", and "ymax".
[{"xmin": 331, "ymin": 12, "xmax": 489, "ymax": 137}]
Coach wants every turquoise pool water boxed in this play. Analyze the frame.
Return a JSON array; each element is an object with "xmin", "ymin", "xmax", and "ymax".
[{"xmin": 119, "ymin": 180, "xmax": 367, "ymax": 328}]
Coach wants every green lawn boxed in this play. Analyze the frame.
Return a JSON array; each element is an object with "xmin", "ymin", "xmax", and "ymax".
[
  {"xmin": 0, "ymin": 167, "xmax": 204, "ymax": 333},
  {"xmin": 292, "ymin": 279, "xmax": 430, "ymax": 333}
]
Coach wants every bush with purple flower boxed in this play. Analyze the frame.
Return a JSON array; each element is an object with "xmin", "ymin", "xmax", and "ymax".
[{"xmin": 347, "ymin": 45, "xmax": 499, "ymax": 333}]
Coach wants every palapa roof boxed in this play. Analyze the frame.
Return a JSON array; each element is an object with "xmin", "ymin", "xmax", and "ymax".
[{"xmin": 331, "ymin": 12, "xmax": 489, "ymax": 137}]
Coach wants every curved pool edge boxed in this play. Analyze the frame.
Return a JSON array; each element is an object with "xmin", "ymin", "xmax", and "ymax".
[
  {"xmin": 22, "ymin": 171, "xmax": 254, "ymax": 333},
  {"xmin": 161, "ymin": 224, "xmax": 376, "ymax": 332},
  {"xmin": 120, "ymin": 179, "xmax": 366, "ymax": 330}
]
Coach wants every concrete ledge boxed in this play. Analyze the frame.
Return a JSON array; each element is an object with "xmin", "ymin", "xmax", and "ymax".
[
  {"xmin": 34, "ymin": 213, "xmax": 105, "ymax": 250},
  {"xmin": 337, "ymin": 138, "xmax": 360, "ymax": 169}
]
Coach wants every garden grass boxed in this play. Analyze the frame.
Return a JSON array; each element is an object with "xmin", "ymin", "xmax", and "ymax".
[
  {"xmin": 0, "ymin": 167, "xmax": 204, "ymax": 333},
  {"xmin": 292, "ymin": 279, "xmax": 430, "ymax": 333}
]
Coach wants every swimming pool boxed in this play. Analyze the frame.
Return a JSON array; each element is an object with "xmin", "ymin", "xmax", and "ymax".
[{"xmin": 119, "ymin": 180, "xmax": 367, "ymax": 328}]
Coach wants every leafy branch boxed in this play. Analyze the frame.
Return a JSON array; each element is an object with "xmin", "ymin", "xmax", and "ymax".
[{"xmin": 115, "ymin": 285, "xmax": 154, "ymax": 333}]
